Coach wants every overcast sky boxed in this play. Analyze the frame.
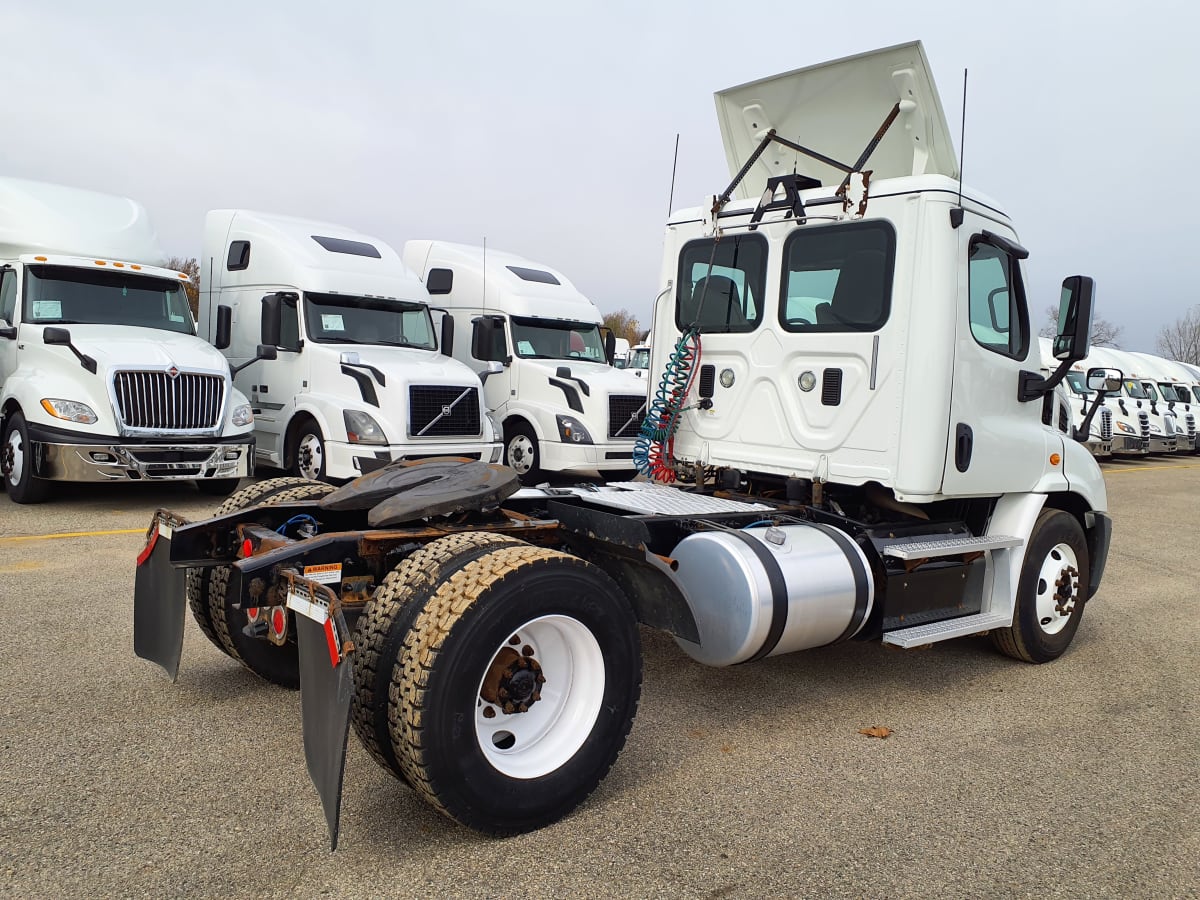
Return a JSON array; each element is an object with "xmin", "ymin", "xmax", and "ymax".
[{"xmin": 2, "ymin": 0, "xmax": 1193, "ymax": 352}]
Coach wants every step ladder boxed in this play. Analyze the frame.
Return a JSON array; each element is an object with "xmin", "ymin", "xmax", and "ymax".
[{"xmin": 881, "ymin": 534, "xmax": 1023, "ymax": 648}]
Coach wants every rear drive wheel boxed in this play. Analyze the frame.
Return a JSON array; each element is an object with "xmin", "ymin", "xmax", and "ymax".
[
  {"xmin": 992, "ymin": 509, "xmax": 1090, "ymax": 663},
  {"xmin": 292, "ymin": 423, "xmax": 327, "ymax": 481},
  {"xmin": 351, "ymin": 531, "xmax": 527, "ymax": 781},
  {"xmin": 2, "ymin": 412, "xmax": 50, "ymax": 504},
  {"xmin": 185, "ymin": 477, "xmax": 334, "ymax": 685},
  {"xmin": 388, "ymin": 545, "xmax": 641, "ymax": 834},
  {"xmin": 503, "ymin": 421, "xmax": 543, "ymax": 485}
]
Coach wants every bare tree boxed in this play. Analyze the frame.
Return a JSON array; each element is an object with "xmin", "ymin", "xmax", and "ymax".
[
  {"xmin": 1155, "ymin": 305, "xmax": 1200, "ymax": 365},
  {"xmin": 164, "ymin": 256, "xmax": 200, "ymax": 317},
  {"xmin": 1039, "ymin": 305, "xmax": 1123, "ymax": 348},
  {"xmin": 602, "ymin": 308, "xmax": 642, "ymax": 344}
]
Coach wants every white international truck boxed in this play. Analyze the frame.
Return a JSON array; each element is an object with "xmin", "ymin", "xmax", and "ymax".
[
  {"xmin": 400, "ymin": 241, "xmax": 648, "ymax": 483},
  {"xmin": 134, "ymin": 42, "xmax": 1117, "ymax": 850},
  {"xmin": 0, "ymin": 178, "xmax": 254, "ymax": 503},
  {"xmin": 198, "ymin": 212, "xmax": 502, "ymax": 482}
]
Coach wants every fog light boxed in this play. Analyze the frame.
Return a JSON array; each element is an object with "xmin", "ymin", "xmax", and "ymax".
[{"xmin": 90, "ymin": 452, "xmax": 115, "ymax": 463}]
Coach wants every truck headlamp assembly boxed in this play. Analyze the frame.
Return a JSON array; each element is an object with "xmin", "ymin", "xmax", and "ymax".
[
  {"xmin": 40, "ymin": 398, "xmax": 97, "ymax": 424},
  {"xmin": 484, "ymin": 411, "xmax": 501, "ymax": 442},
  {"xmin": 344, "ymin": 410, "xmax": 387, "ymax": 444},
  {"xmin": 231, "ymin": 403, "xmax": 254, "ymax": 427},
  {"xmin": 555, "ymin": 414, "xmax": 593, "ymax": 444},
  {"xmin": 1116, "ymin": 421, "xmax": 1134, "ymax": 434}
]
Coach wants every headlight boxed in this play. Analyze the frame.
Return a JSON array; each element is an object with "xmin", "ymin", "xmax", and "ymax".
[
  {"xmin": 344, "ymin": 410, "xmax": 387, "ymax": 444},
  {"xmin": 40, "ymin": 398, "xmax": 97, "ymax": 424},
  {"xmin": 555, "ymin": 414, "xmax": 593, "ymax": 444},
  {"xmin": 231, "ymin": 403, "xmax": 254, "ymax": 427},
  {"xmin": 1116, "ymin": 422, "xmax": 1134, "ymax": 434}
]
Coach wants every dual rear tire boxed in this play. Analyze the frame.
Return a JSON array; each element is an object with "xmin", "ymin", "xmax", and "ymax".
[{"xmin": 353, "ymin": 533, "xmax": 642, "ymax": 834}]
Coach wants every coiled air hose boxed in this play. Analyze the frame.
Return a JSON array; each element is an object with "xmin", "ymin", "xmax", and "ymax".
[{"xmin": 633, "ymin": 328, "xmax": 701, "ymax": 482}]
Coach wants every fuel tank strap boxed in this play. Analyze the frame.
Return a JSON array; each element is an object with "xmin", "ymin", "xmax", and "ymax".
[{"xmin": 729, "ymin": 531, "xmax": 788, "ymax": 663}]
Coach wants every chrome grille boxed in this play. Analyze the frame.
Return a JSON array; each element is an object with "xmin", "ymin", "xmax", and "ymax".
[
  {"xmin": 1099, "ymin": 407, "xmax": 1113, "ymax": 440},
  {"xmin": 409, "ymin": 385, "xmax": 480, "ymax": 437},
  {"xmin": 113, "ymin": 371, "xmax": 224, "ymax": 431},
  {"xmin": 1187, "ymin": 413, "xmax": 1196, "ymax": 438},
  {"xmin": 1138, "ymin": 411, "xmax": 1150, "ymax": 439},
  {"xmin": 608, "ymin": 394, "xmax": 647, "ymax": 439}
]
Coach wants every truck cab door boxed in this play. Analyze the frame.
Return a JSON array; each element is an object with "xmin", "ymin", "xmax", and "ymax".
[
  {"xmin": 941, "ymin": 223, "xmax": 1056, "ymax": 495},
  {"xmin": 248, "ymin": 293, "xmax": 306, "ymax": 461},
  {"xmin": 0, "ymin": 268, "xmax": 19, "ymax": 386}
]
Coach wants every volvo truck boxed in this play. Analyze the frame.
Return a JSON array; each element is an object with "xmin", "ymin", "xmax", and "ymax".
[
  {"xmin": 198, "ymin": 212, "xmax": 502, "ymax": 481},
  {"xmin": 134, "ymin": 42, "xmax": 1116, "ymax": 850},
  {"xmin": 400, "ymin": 241, "xmax": 648, "ymax": 483},
  {"xmin": 0, "ymin": 178, "xmax": 254, "ymax": 503}
]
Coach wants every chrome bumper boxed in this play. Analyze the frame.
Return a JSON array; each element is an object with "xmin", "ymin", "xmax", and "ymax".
[
  {"xmin": 1147, "ymin": 436, "xmax": 1179, "ymax": 454},
  {"xmin": 1110, "ymin": 435, "xmax": 1148, "ymax": 455},
  {"xmin": 34, "ymin": 440, "xmax": 254, "ymax": 482}
]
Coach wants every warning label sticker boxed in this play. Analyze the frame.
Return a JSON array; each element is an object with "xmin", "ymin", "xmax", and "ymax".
[{"xmin": 303, "ymin": 563, "xmax": 342, "ymax": 585}]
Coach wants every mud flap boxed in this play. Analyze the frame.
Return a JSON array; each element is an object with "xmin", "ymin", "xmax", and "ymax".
[
  {"xmin": 133, "ymin": 511, "xmax": 189, "ymax": 681},
  {"xmin": 286, "ymin": 574, "xmax": 355, "ymax": 851}
]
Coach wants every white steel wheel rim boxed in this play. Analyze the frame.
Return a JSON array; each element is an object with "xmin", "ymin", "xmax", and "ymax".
[
  {"xmin": 1034, "ymin": 541, "xmax": 1079, "ymax": 635},
  {"xmin": 475, "ymin": 614, "xmax": 605, "ymax": 779},
  {"xmin": 5, "ymin": 429, "xmax": 23, "ymax": 485},
  {"xmin": 507, "ymin": 434, "xmax": 535, "ymax": 475},
  {"xmin": 297, "ymin": 433, "xmax": 323, "ymax": 479}
]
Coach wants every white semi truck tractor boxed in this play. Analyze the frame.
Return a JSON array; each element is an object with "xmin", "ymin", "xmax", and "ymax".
[
  {"xmin": 0, "ymin": 178, "xmax": 255, "ymax": 503},
  {"xmin": 1125, "ymin": 350, "xmax": 1196, "ymax": 453},
  {"xmin": 134, "ymin": 42, "xmax": 1117, "ymax": 849},
  {"xmin": 198, "ymin": 212, "xmax": 502, "ymax": 482},
  {"xmin": 1090, "ymin": 347, "xmax": 1180, "ymax": 454},
  {"xmin": 1039, "ymin": 337, "xmax": 1113, "ymax": 459},
  {"xmin": 401, "ymin": 240, "xmax": 649, "ymax": 483}
]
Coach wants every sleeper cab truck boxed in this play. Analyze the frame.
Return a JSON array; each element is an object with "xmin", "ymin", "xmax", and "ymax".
[
  {"xmin": 1038, "ymin": 337, "xmax": 1112, "ymax": 458},
  {"xmin": 1125, "ymin": 350, "xmax": 1197, "ymax": 453},
  {"xmin": 198, "ymin": 212, "xmax": 502, "ymax": 482},
  {"xmin": 0, "ymin": 177, "xmax": 254, "ymax": 503},
  {"xmin": 401, "ymin": 240, "xmax": 649, "ymax": 484}
]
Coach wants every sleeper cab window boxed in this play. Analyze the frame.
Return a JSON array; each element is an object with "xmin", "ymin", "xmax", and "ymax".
[
  {"xmin": 675, "ymin": 233, "xmax": 766, "ymax": 333},
  {"xmin": 778, "ymin": 221, "xmax": 896, "ymax": 333},
  {"xmin": 967, "ymin": 237, "xmax": 1029, "ymax": 359}
]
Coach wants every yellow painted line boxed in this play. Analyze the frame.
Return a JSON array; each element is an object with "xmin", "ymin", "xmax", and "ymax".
[
  {"xmin": 1105, "ymin": 462, "xmax": 1200, "ymax": 474},
  {"xmin": 0, "ymin": 560, "xmax": 44, "ymax": 574},
  {"xmin": 0, "ymin": 527, "xmax": 145, "ymax": 545}
]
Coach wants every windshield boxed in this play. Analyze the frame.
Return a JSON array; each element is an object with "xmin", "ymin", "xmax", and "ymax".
[
  {"xmin": 1122, "ymin": 379, "xmax": 1149, "ymax": 399},
  {"xmin": 1140, "ymin": 381, "xmax": 1160, "ymax": 401},
  {"xmin": 23, "ymin": 264, "xmax": 194, "ymax": 334},
  {"xmin": 1193, "ymin": 386, "xmax": 1200, "ymax": 404},
  {"xmin": 1159, "ymin": 383, "xmax": 1186, "ymax": 402},
  {"xmin": 303, "ymin": 293, "xmax": 435, "ymax": 349},
  {"xmin": 509, "ymin": 316, "xmax": 606, "ymax": 362},
  {"xmin": 629, "ymin": 347, "xmax": 650, "ymax": 370},
  {"xmin": 1064, "ymin": 372, "xmax": 1090, "ymax": 397}
]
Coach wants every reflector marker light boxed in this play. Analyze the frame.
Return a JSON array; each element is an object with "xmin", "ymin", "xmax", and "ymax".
[
  {"xmin": 272, "ymin": 607, "xmax": 286, "ymax": 637},
  {"xmin": 241, "ymin": 538, "xmax": 253, "ymax": 558}
]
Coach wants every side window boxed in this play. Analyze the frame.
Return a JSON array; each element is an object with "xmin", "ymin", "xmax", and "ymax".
[
  {"xmin": 675, "ymin": 234, "xmax": 766, "ymax": 333},
  {"xmin": 279, "ymin": 297, "xmax": 301, "ymax": 351},
  {"xmin": 0, "ymin": 270, "xmax": 16, "ymax": 324},
  {"xmin": 968, "ymin": 238, "xmax": 1028, "ymax": 359},
  {"xmin": 779, "ymin": 221, "xmax": 895, "ymax": 332}
]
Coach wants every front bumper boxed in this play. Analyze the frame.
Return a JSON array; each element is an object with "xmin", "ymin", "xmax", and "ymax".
[
  {"xmin": 330, "ymin": 440, "xmax": 504, "ymax": 480},
  {"xmin": 539, "ymin": 439, "xmax": 638, "ymax": 474},
  {"xmin": 1084, "ymin": 438, "xmax": 1113, "ymax": 458},
  {"xmin": 33, "ymin": 439, "xmax": 253, "ymax": 482},
  {"xmin": 1148, "ymin": 435, "xmax": 1179, "ymax": 454},
  {"xmin": 1110, "ymin": 435, "xmax": 1148, "ymax": 455}
]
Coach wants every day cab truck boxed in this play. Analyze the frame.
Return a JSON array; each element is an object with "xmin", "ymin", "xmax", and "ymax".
[
  {"xmin": 627, "ymin": 342, "xmax": 651, "ymax": 379},
  {"xmin": 401, "ymin": 241, "xmax": 648, "ymax": 483},
  {"xmin": 1125, "ymin": 350, "xmax": 1197, "ymax": 453},
  {"xmin": 134, "ymin": 42, "xmax": 1117, "ymax": 850},
  {"xmin": 1089, "ymin": 346, "xmax": 1180, "ymax": 454},
  {"xmin": 198, "ymin": 212, "xmax": 502, "ymax": 482},
  {"xmin": 0, "ymin": 177, "xmax": 254, "ymax": 503}
]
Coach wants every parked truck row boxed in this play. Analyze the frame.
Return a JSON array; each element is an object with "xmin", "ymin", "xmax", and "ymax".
[
  {"xmin": 1, "ymin": 188, "xmax": 648, "ymax": 502},
  {"xmin": 134, "ymin": 42, "xmax": 1123, "ymax": 850}
]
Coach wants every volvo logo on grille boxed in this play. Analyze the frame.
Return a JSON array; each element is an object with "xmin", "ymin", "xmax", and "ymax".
[
  {"xmin": 441, "ymin": 405, "xmax": 453, "ymax": 417},
  {"xmin": 166, "ymin": 365, "xmax": 180, "ymax": 379}
]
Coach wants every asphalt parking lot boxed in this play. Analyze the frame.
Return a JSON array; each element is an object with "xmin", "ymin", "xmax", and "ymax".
[{"xmin": 1, "ymin": 460, "xmax": 1198, "ymax": 899}]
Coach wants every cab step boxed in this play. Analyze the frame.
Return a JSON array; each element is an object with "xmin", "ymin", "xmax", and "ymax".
[
  {"xmin": 881, "ymin": 612, "xmax": 1011, "ymax": 648},
  {"xmin": 882, "ymin": 534, "xmax": 1022, "ymax": 560}
]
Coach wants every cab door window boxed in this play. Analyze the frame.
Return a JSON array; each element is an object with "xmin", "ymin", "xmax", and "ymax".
[
  {"xmin": 0, "ymin": 269, "xmax": 16, "ymax": 324},
  {"xmin": 968, "ymin": 238, "xmax": 1029, "ymax": 359}
]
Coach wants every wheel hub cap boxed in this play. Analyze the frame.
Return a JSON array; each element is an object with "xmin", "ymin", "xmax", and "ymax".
[{"xmin": 480, "ymin": 646, "xmax": 545, "ymax": 714}]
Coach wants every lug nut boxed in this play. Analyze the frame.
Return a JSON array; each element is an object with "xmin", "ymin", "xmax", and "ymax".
[
  {"xmin": 508, "ymin": 635, "xmax": 521, "ymax": 645},
  {"xmin": 482, "ymin": 706, "xmax": 496, "ymax": 719},
  {"xmin": 522, "ymin": 645, "xmax": 535, "ymax": 657}
]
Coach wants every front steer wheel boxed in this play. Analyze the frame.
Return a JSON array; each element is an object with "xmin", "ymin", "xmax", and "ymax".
[
  {"xmin": 992, "ymin": 509, "xmax": 1090, "ymax": 663},
  {"xmin": 2, "ymin": 412, "xmax": 50, "ymax": 503},
  {"xmin": 387, "ymin": 545, "xmax": 642, "ymax": 835}
]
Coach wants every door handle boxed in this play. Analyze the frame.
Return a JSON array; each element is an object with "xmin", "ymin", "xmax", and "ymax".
[{"xmin": 955, "ymin": 423, "xmax": 973, "ymax": 472}]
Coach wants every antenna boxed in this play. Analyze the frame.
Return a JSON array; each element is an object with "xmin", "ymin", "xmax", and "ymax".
[
  {"xmin": 482, "ymin": 236, "xmax": 487, "ymax": 306},
  {"xmin": 667, "ymin": 133, "xmax": 680, "ymax": 216},
  {"xmin": 951, "ymin": 68, "xmax": 968, "ymax": 228}
]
